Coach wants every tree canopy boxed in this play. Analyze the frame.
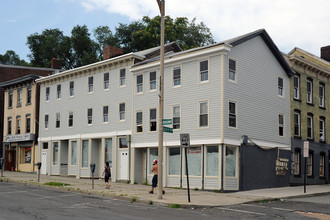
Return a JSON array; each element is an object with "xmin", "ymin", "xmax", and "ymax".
[{"xmin": 0, "ymin": 50, "xmax": 29, "ymax": 66}]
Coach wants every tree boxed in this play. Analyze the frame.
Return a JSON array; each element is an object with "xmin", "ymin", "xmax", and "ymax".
[
  {"xmin": 0, "ymin": 50, "xmax": 29, "ymax": 66},
  {"xmin": 115, "ymin": 21, "xmax": 146, "ymax": 53},
  {"xmin": 93, "ymin": 26, "xmax": 119, "ymax": 60}
]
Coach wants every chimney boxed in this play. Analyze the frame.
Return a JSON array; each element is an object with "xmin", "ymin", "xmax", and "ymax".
[
  {"xmin": 321, "ymin": 46, "xmax": 330, "ymax": 62},
  {"xmin": 51, "ymin": 58, "xmax": 62, "ymax": 69},
  {"xmin": 103, "ymin": 46, "xmax": 123, "ymax": 60}
]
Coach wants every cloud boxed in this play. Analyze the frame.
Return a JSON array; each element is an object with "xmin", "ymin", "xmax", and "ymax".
[{"xmin": 77, "ymin": 0, "xmax": 330, "ymax": 56}]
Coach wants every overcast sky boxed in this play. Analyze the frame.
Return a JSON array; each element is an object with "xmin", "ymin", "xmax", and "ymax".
[{"xmin": 2, "ymin": 0, "xmax": 330, "ymax": 61}]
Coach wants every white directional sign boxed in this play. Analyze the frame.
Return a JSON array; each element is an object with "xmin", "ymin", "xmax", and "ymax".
[
  {"xmin": 180, "ymin": 133, "xmax": 190, "ymax": 148},
  {"xmin": 304, "ymin": 141, "xmax": 309, "ymax": 158}
]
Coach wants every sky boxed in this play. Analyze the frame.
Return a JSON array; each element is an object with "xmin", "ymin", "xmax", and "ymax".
[{"xmin": 1, "ymin": 0, "xmax": 330, "ymax": 62}]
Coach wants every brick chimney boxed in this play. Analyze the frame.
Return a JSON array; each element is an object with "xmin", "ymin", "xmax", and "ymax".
[
  {"xmin": 321, "ymin": 46, "xmax": 330, "ymax": 62},
  {"xmin": 103, "ymin": 46, "xmax": 123, "ymax": 60},
  {"xmin": 51, "ymin": 58, "xmax": 62, "ymax": 69}
]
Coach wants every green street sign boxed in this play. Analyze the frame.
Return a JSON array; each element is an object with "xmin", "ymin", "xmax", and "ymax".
[
  {"xmin": 162, "ymin": 119, "xmax": 173, "ymax": 126},
  {"xmin": 163, "ymin": 126, "xmax": 173, "ymax": 133}
]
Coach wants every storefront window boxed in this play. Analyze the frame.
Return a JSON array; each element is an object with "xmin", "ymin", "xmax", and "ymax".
[
  {"xmin": 149, "ymin": 148, "xmax": 158, "ymax": 174},
  {"xmin": 82, "ymin": 140, "xmax": 89, "ymax": 167},
  {"xmin": 22, "ymin": 147, "xmax": 31, "ymax": 164},
  {"xmin": 105, "ymin": 138, "xmax": 112, "ymax": 168},
  {"xmin": 71, "ymin": 141, "xmax": 77, "ymax": 166},
  {"xmin": 225, "ymin": 146, "xmax": 237, "ymax": 177},
  {"xmin": 119, "ymin": 137, "xmax": 128, "ymax": 148},
  {"xmin": 169, "ymin": 148, "xmax": 180, "ymax": 175},
  {"xmin": 53, "ymin": 142, "xmax": 58, "ymax": 165},
  {"xmin": 206, "ymin": 146, "xmax": 218, "ymax": 176},
  {"xmin": 185, "ymin": 147, "xmax": 201, "ymax": 176}
]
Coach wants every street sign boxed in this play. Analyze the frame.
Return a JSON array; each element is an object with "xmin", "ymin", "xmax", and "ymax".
[
  {"xmin": 162, "ymin": 119, "xmax": 172, "ymax": 126},
  {"xmin": 180, "ymin": 133, "xmax": 190, "ymax": 148},
  {"xmin": 304, "ymin": 141, "xmax": 309, "ymax": 158},
  {"xmin": 163, "ymin": 126, "xmax": 173, "ymax": 133}
]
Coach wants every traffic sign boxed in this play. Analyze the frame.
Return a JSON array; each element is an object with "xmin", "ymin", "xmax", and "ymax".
[
  {"xmin": 303, "ymin": 141, "xmax": 309, "ymax": 158},
  {"xmin": 180, "ymin": 133, "xmax": 190, "ymax": 148},
  {"xmin": 162, "ymin": 119, "xmax": 172, "ymax": 126},
  {"xmin": 163, "ymin": 126, "xmax": 173, "ymax": 133}
]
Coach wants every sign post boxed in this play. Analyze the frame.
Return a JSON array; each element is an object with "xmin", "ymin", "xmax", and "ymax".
[
  {"xmin": 303, "ymin": 141, "xmax": 309, "ymax": 193},
  {"xmin": 180, "ymin": 133, "xmax": 191, "ymax": 202}
]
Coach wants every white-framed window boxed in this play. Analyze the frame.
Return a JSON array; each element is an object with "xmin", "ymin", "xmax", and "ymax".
[
  {"xmin": 294, "ymin": 149, "xmax": 300, "ymax": 175},
  {"xmin": 320, "ymin": 153, "xmax": 325, "ymax": 177},
  {"xmin": 307, "ymin": 79, "xmax": 313, "ymax": 104},
  {"xmin": 16, "ymin": 117, "xmax": 21, "ymax": 134},
  {"xmin": 82, "ymin": 140, "xmax": 89, "ymax": 167},
  {"xmin": 278, "ymin": 77, "xmax": 284, "ymax": 97},
  {"xmin": 103, "ymin": 106, "xmax": 109, "ymax": 123},
  {"xmin": 149, "ymin": 148, "xmax": 158, "ymax": 174},
  {"xmin": 137, "ymin": 74, "xmax": 143, "ymax": 93},
  {"xmin": 293, "ymin": 75, "xmax": 300, "ymax": 99},
  {"xmin": 229, "ymin": 59, "xmax": 236, "ymax": 81},
  {"xmin": 8, "ymin": 91, "xmax": 13, "ymax": 108},
  {"xmin": 294, "ymin": 110, "xmax": 300, "ymax": 137},
  {"xmin": 149, "ymin": 71, "xmax": 156, "ymax": 91},
  {"xmin": 87, "ymin": 108, "xmax": 93, "ymax": 125},
  {"xmin": 119, "ymin": 103, "xmax": 125, "ymax": 121},
  {"xmin": 168, "ymin": 147, "xmax": 180, "ymax": 175},
  {"xmin": 68, "ymin": 112, "xmax": 73, "ymax": 127},
  {"xmin": 55, "ymin": 113, "xmax": 60, "ymax": 128},
  {"xmin": 45, "ymin": 114, "xmax": 49, "ymax": 129},
  {"xmin": 185, "ymin": 147, "xmax": 201, "ymax": 176},
  {"xmin": 17, "ymin": 89, "xmax": 22, "ymax": 107},
  {"xmin": 173, "ymin": 66, "xmax": 181, "ymax": 86},
  {"xmin": 7, "ymin": 118, "xmax": 12, "ymax": 135},
  {"xmin": 199, "ymin": 101, "xmax": 208, "ymax": 127},
  {"xmin": 279, "ymin": 114, "xmax": 284, "ymax": 137},
  {"xmin": 319, "ymin": 84, "xmax": 325, "ymax": 108},
  {"xmin": 229, "ymin": 101, "xmax": 236, "ymax": 128},
  {"xmin": 57, "ymin": 84, "xmax": 61, "ymax": 99},
  {"xmin": 200, "ymin": 60, "xmax": 208, "ymax": 82},
  {"xmin": 150, "ymin": 108, "xmax": 157, "ymax": 131},
  {"xmin": 105, "ymin": 138, "xmax": 112, "ymax": 167},
  {"xmin": 119, "ymin": 137, "xmax": 128, "ymax": 148},
  {"xmin": 88, "ymin": 76, "xmax": 93, "ymax": 93},
  {"xmin": 173, "ymin": 105, "xmax": 180, "ymax": 129},
  {"xmin": 319, "ymin": 117, "xmax": 325, "ymax": 142},
  {"xmin": 46, "ymin": 87, "xmax": 50, "ymax": 101},
  {"xmin": 206, "ymin": 146, "xmax": 218, "ymax": 176},
  {"xmin": 53, "ymin": 142, "xmax": 58, "ymax": 165},
  {"xmin": 69, "ymin": 81, "xmax": 74, "ymax": 97},
  {"xmin": 26, "ymin": 115, "xmax": 31, "ymax": 133},
  {"xmin": 225, "ymin": 146, "xmax": 237, "ymax": 177},
  {"xmin": 136, "ymin": 111, "xmax": 143, "ymax": 133},
  {"xmin": 70, "ymin": 141, "xmax": 77, "ymax": 166},
  {"xmin": 307, "ymin": 113, "xmax": 313, "ymax": 139},
  {"xmin": 120, "ymin": 68, "xmax": 126, "ymax": 86},
  {"xmin": 27, "ymin": 88, "xmax": 32, "ymax": 105},
  {"xmin": 307, "ymin": 152, "xmax": 313, "ymax": 176},
  {"xmin": 104, "ymin": 73, "xmax": 109, "ymax": 90}
]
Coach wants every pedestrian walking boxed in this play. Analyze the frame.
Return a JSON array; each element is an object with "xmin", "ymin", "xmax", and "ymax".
[
  {"xmin": 102, "ymin": 162, "xmax": 111, "ymax": 189},
  {"xmin": 149, "ymin": 159, "xmax": 165, "ymax": 194}
]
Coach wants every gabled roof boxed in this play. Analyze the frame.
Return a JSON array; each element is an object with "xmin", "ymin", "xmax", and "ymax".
[{"xmin": 0, "ymin": 74, "xmax": 40, "ymax": 88}]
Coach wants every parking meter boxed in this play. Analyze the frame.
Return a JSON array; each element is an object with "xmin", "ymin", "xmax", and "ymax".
[
  {"xmin": 90, "ymin": 163, "xmax": 96, "ymax": 189},
  {"xmin": 37, "ymin": 162, "xmax": 42, "ymax": 170}
]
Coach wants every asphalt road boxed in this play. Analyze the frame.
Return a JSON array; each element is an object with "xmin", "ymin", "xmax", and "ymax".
[{"xmin": 1, "ymin": 181, "xmax": 329, "ymax": 220}]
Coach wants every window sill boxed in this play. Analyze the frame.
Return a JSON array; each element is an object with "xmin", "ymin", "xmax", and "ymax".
[
  {"xmin": 26, "ymin": 103, "xmax": 31, "ymax": 106},
  {"xmin": 307, "ymin": 102, "xmax": 314, "ymax": 106},
  {"xmin": 319, "ymin": 106, "xmax": 326, "ymax": 110},
  {"xmin": 293, "ymin": 98, "xmax": 301, "ymax": 102},
  {"xmin": 8, "ymin": 106, "xmax": 13, "ymax": 109}
]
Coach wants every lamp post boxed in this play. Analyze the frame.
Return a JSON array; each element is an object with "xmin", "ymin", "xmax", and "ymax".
[{"xmin": 156, "ymin": 0, "xmax": 165, "ymax": 199}]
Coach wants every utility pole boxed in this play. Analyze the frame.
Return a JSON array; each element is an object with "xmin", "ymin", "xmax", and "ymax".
[{"xmin": 156, "ymin": 0, "xmax": 165, "ymax": 200}]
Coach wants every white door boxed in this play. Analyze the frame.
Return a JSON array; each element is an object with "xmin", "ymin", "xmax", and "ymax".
[
  {"xmin": 120, "ymin": 151, "xmax": 128, "ymax": 180},
  {"xmin": 41, "ymin": 151, "xmax": 47, "ymax": 174}
]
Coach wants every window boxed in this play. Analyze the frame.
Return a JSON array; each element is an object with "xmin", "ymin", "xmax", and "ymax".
[
  {"xmin": 150, "ymin": 71, "xmax": 156, "ymax": 91},
  {"xmin": 319, "ymin": 117, "xmax": 325, "ymax": 142},
  {"xmin": 150, "ymin": 108, "xmax": 157, "ymax": 131},
  {"xmin": 199, "ymin": 101, "xmax": 208, "ymax": 127},
  {"xmin": 279, "ymin": 114, "xmax": 284, "ymax": 137},
  {"xmin": 206, "ymin": 146, "xmax": 218, "ymax": 176},
  {"xmin": 88, "ymin": 76, "xmax": 93, "ymax": 93},
  {"xmin": 307, "ymin": 79, "xmax": 313, "ymax": 104},
  {"xmin": 69, "ymin": 81, "xmax": 74, "ymax": 97},
  {"xmin": 82, "ymin": 140, "xmax": 88, "ymax": 167},
  {"xmin": 294, "ymin": 149, "xmax": 300, "ymax": 175},
  {"xmin": 68, "ymin": 112, "xmax": 73, "ymax": 127},
  {"xmin": 7, "ymin": 118, "xmax": 12, "ymax": 135},
  {"xmin": 53, "ymin": 142, "xmax": 58, "ymax": 165},
  {"xmin": 16, "ymin": 117, "xmax": 21, "ymax": 134},
  {"xmin": 293, "ymin": 75, "xmax": 300, "ymax": 99},
  {"xmin": 45, "ymin": 114, "xmax": 49, "ymax": 129},
  {"xmin": 278, "ymin": 77, "xmax": 283, "ymax": 97},
  {"xmin": 136, "ymin": 111, "xmax": 143, "ymax": 133},
  {"xmin": 56, "ymin": 113, "xmax": 60, "ymax": 128},
  {"xmin": 149, "ymin": 148, "xmax": 158, "ymax": 174},
  {"xmin": 173, "ymin": 105, "xmax": 180, "ymax": 129},
  {"xmin": 22, "ymin": 147, "xmax": 31, "ymax": 164},
  {"xmin": 307, "ymin": 113, "xmax": 313, "ymax": 139},
  {"xmin": 185, "ymin": 147, "xmax": 201, "ymax": 176},
  {"xmin": 200, "ymin": 60, "xmax": 208, "ymax": 82},
  {"xmin": 120, "ymin": 69, "xmax": 126, "ymax": 86},
  {"xmin": 229, "ymin": 59, "xmax": 236, "ymax": 81},
  {"xmin": 229, "ymin": 102, "xmax": 236, "ymax": 127},
  {"xmin": 307, "ymin": 151, "xmax": 313, "ymax": 176},
  {"xmin": 294, "ymin": 110, "xmax": 301, "ymax": 137},
  {"xmin": 57, "ymin": 84, "xmax": 61, "ymax": 99},
  {"xmin": 119, "ymin": 137, "xmax": 128, "ymax": 148},
  {"xmin": 225, "ymin": 146, "xmax": 237, "ymax": 177},
  {"xmin": 26, "ymin": 116, "xmax": 31, "ymax": 133},
  {"xmin": 119, "ymin": 103, "xmax": 125, "ymax": 121},
  {"xmin": 17, "ymin": 89, "xmax": 22, "ymax": 107},
  {"xmin": 137, "ymin": 74, "xmax": 143, "ymax": 93},
  {"xmin": 320, "ymin": 154, "xmax": 325, "ymax": 177},
  {"xmin": 105, "ymin": 139, "xmax": 112, "ymax": 167},
  {"xmin": 8, "ymin": 91, "xmax": 13, "ymax": 108},
  {"xmin": 104, "ymin": 73, "xmax": 109, "ymax": 90},
  {"xmin": 173, "ymin": 67, "xmax": 181, "ymax": 86},
  {"xmin": 319, "ymin": 84, "xmax": 325, "ymax": 107},
  {"xmin": 168, "ymin": 148, "xmax": 180, "ymax": 175},
  {"xmin": 71, "ymin": 141, "xmax": 77, "ymax": 166},
  {"xmin": 87, "ymin": 108, "xmax": 93, "ymax": 125},
  {"xmin": 46, "ymin": 87, "xmax": 50, "ymax": 101},
  {"xmin": 103, "ymin": 106, "xmax": 109, "ymax": 123},
  {"xmin": 27, "ymin": 88, "xmax": 32, "ymax": 105}
]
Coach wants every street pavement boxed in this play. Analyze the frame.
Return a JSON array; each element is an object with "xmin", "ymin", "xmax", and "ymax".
[{"xmin": 1, "ymin": 171, "xmax": 330, "ymax": 208}]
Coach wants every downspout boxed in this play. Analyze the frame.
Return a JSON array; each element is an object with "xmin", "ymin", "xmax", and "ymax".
[{"xmin": 220, "ymin": 52, "xmax": 225, "ymax": 192}]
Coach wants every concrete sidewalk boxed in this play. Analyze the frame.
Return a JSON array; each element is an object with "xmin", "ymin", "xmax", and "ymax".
[{"xmin": 1, "ymin": 171, "xmax": 330, "ymax": 207}]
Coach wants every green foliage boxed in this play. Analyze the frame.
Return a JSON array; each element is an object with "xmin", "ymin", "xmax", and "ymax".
[
  {"xmin": 130, "ymin": 196, "xmax": 138, "ymax": 203},
  {"xmin": 0, "ymin": 50, "xmax": 29, "ymax": 66},
  {"xmin": 148, "ymin": 200, "xmax": 153, "ymax": 205},
  {"xmin": 169, "ymin": 204, "xmax": 181, "ymax": 208}
]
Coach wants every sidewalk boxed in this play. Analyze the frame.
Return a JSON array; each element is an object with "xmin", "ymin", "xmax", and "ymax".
[{"xmin": 1, "ymin": 171, "xmax": 330, "ymax": 208}]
